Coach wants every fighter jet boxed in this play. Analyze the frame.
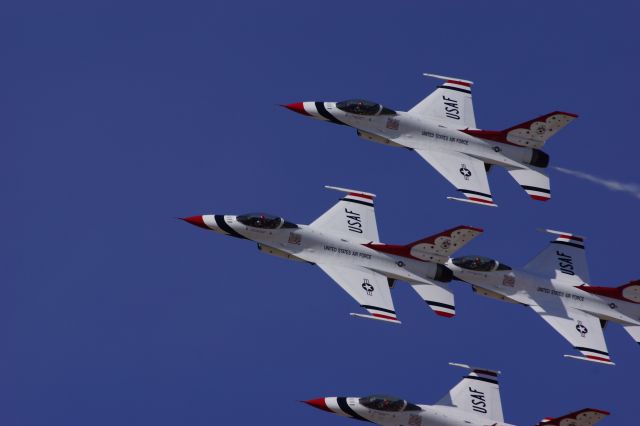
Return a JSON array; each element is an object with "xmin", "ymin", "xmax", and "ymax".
[
  {"xmin": 304, "ymin": 362, "xmax": 609, "ymax": 426},
  {"xmin": 181, "ymin": 186, "xmax": 482, "ymax": 323},
  {"xmin": 447, "ymin": 229, "xmax": 640, "ymax": 365},
  {"xmin": 284, "ymin": 74, "xmax": 577, "ymax": 207}
]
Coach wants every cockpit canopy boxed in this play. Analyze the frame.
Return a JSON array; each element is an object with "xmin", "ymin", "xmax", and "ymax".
[
  {"xmin": 336, "ymin": 99, "xmax": 396, "ymax": 116},
  {"xmin": 452, "ymin": 255, "xmax": 511, "ymax": 272},
  {"xmin": 236, "ymin": 213, "xmax": 297, "ymax": 229},
  {"xmin": 359, "ymin": 395, "xmax": 421, "ymax": 412}
]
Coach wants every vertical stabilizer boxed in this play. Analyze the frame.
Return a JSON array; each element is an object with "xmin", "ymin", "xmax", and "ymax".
[
  {"xmin": 409, "ymin": 74, "xmax": 476, "ymax": 129},
  {"xmin": 435, "ymin": 363, "xmax": 504, "ymax": 422}
]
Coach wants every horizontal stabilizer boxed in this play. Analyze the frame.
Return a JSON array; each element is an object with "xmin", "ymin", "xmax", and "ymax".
[
  {"xmin": 463, "ymin": 111, "xmax": 577, "ymax": 149},
  {"xmin": 506, "ymin": 166, "xmax": 551, "ymax": 202},
  {"xmin": 537, "ymin": 408, "xmax": 610, "ymax": 426},
  {"xmin": 622, "ymin": 325, "xmax": 640, "ymax": 344},
  {"xmin": 411, "ymin": 281, "xmax": 456, "ymax": 318}
]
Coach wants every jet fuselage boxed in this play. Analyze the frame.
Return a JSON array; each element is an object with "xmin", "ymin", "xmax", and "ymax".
[
  {"xmin": 289, "ymin": 101, "xmax": 545, "ymax": 170},
  {"xmin": 189, "ymin": 214, "xmax": 451, "ymax": 286},
  {"xmin": 306, "ymin": 396, "xmax": 513, "ymax": 426},
  {"xmin": 448, "ymin": 261, "xmax": 640, "ymax": 327}
]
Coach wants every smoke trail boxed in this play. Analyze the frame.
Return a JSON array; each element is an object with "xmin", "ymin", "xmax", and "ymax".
[{"xmin": 554, "ymin": 167, "xmax": 640, "ymax": 200}]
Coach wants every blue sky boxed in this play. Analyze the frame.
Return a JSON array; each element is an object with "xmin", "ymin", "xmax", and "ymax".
[{"xmin": 4, "ymin": 1, "xmax": 639, "ymax": 425}]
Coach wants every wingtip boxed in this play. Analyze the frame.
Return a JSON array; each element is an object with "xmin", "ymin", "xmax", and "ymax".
[{"xmin": 563, "ymin": 354, "xmax": 615, "ymax": 365}]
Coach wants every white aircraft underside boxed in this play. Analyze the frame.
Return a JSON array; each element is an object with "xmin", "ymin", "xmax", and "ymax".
[
  {"xmin": 448, "ymin": 229, "xmax": 640, "ymax": 365},
  {"xmin": 285, "ymin": 74, "xmax": 578, "ymax": 207},
  {"xmin": 182, "ymin": 186, "xmax": 483, "ymax": 324},
  {"xmin": 304, "ymin": 362, "xmax": 609, "ymax": 426}
]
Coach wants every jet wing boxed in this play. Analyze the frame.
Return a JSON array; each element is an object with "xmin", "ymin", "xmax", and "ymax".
[
  {"xmin": 414, "ymin": 149, "xmax": 496, "ymax": 206},
  {"xmin": 317, "ymin": 264, "xmax": 399, "ymax": 324},
  {"xmin": 530, "ymin": 303, "xmax": 613, "ymax": 365},
  {"xmin": 311, "ymin": 186, "xmax": 379, "ymax": 242}
]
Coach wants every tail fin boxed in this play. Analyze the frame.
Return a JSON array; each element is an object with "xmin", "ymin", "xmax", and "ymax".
[
  {"xmin": 310, "ymin": 186, "xmax": 379, "ymax": 242},
  {"xmin": 436, "ymin": 362, "xmax": 504, "ymax": 422},
  {"xmin": 524, "ymin": 229, "xmax": 590, "ymax": 285},
  {"xmin": 463, "ymin": 111, "xmax": 577, "ymax": 149},
  {"xmin": 365, "ymin": 225, "xmax": 483, "ymax": 264},
  {"xmin": 409, "ymin": 73, "xmax": 476, "ymax": 130},
  {"xmin": 537, "ymin": 408, "xmax": 609, "ymax": 426}
]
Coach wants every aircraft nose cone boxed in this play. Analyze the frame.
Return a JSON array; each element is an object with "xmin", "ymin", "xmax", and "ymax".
[
  {"xmin": 180, "ymin": 215, "xmax": 209, "ymax": 230},
  {"xmin": 282, "ymin": 102, "xmax": 310, "ymax": 116},
  {"xmin": 303, "ymin": 398, "xmax": 332, "ymax": 413}
]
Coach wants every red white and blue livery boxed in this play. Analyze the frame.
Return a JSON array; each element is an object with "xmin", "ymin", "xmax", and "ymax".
[
  {"xmin": 181, "ymin": 186, "xmax": 482, "ymax": 323},
  {"xmin": 447, "ymin": 229, "xmax": 640, "ymax": 365},
  {"xmin": 304, "ymin": 362, "xmax": 609, "ymax": 425},
  {"xmin": 285, "ymin": 74, "xmax": 577, "ymax": 207}
]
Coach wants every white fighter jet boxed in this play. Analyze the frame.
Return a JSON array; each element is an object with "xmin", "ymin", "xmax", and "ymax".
[
  {"xmin": 447, "ymin": 229, "xmax": 640, "ymax": 365},
  {"xmin": 181, "ymin": 186, "xmax": 483, "ymax": 323},
  {"xmin": 284, "ymin": 74, "xmax": 577, "ymax": 207},
  {"xmin": 304, "ymin": 362, "xmax": 609, "ymax": 426}
]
